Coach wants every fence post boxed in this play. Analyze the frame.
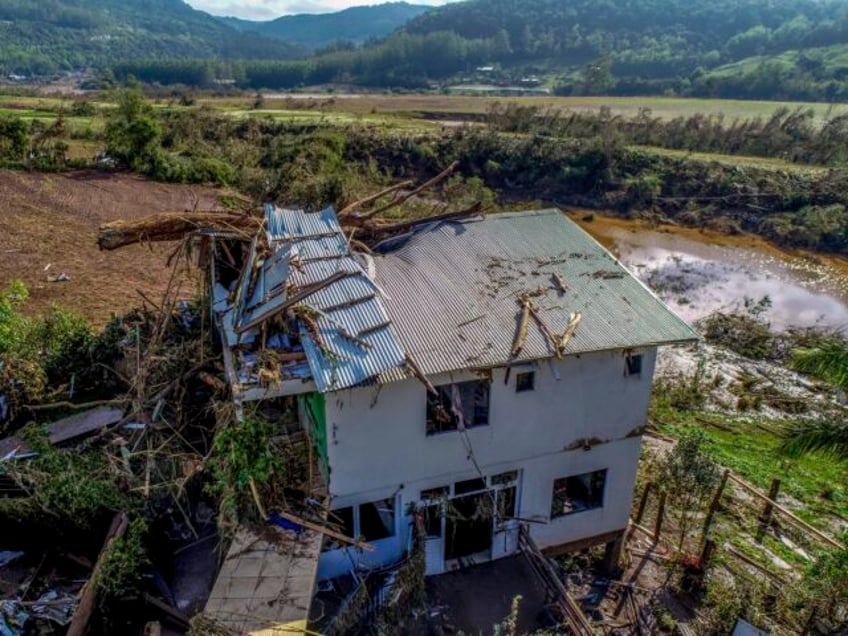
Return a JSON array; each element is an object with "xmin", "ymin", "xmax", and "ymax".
[
  {"xmin": 654, "ymin": 491, "xmax": 667, "ymax": 542},
  {"xmin": 757, "ymin": 478, "xmax": 781, "ymax": 541},
  {"xmin": 704, "ymin": 469, "xmax": 730, "ymax": 535},
  {"xmin": 634, "ymin": 481, "xmax": 652, "ymax": 525}
]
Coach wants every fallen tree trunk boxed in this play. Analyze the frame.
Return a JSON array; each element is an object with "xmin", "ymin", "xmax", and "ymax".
[{"xmin": 98, "ymin": 212, "xmax": 261, "ymax": 251}]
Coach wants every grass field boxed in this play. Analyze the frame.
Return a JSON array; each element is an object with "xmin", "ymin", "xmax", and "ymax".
[{"xmin": 5, "ymin": 91, "xmax": 847, "ymax": 130}]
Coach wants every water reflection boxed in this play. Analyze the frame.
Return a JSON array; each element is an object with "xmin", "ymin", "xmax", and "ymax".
[{"xmin": 600, "ymin": 225, "xmax": 848, "ymax": 331}]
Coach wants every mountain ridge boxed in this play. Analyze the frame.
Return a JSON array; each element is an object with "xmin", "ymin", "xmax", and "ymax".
[{"xmin": 219, "ymin": 2, "xmax": 431, "ymax": 50}]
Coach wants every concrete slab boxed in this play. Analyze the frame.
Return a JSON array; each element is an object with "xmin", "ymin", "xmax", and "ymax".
[
  {"xmin": 204, "ymin": 526, "xmax": 322, "ymax": 635},
  {"xmin": 426, "ymin": 555, "xmax": 550, "ymax": 635}
]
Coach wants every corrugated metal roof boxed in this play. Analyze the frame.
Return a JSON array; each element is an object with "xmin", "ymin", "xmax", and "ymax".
[
  {"xmin": 236, "ymin": 205, "xmax": 407, "ymax": 393},
  {"xmin": 373, "ymin": 209, "xmax": 698, "ymax": 378}
]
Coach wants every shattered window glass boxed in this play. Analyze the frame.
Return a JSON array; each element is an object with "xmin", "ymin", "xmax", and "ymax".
[
  {"xmin": 550, "ymin": 469, "xmax": 607, "ymax": 518},
  {"xmin": 359, "ymin": 497, "xmax": 395, "ymax": 542},
  {"xmin": 426, "ymin": 380, "xmax": 490, "ymax": 435},
  {"xmin": 323, "ymin": 506, "xmax": 355, "ymax": 551}
]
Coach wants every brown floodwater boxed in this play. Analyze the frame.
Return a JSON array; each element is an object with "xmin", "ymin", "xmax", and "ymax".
[{"xmin": 568, "ymin": 211, "xmax": 848, "ymax": 332}]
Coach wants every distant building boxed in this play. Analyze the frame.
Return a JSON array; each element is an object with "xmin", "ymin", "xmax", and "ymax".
[{"xmin": 210, "ymin": 206, "xmax": 697, "ymax": 583}]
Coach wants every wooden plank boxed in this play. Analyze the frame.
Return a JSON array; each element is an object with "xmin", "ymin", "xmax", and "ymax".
[
  {"xmin": 273, "ymin": 510, "xmax": 376, "ymax": 552},
  {"xmin": 727, "ymin": 473, "xmax": 844, "ymax": 550},
  {"xmin": 67, "ymin": 513, "xmax": 129, "ymax": 636}
]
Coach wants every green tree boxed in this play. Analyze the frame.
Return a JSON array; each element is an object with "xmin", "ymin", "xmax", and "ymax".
[
  {"xmin": 104, "ymin": 88, "xmax": 161, "ymax": 170},
  {"xmin": 0, "ymin": 116, "xmax": 30, "ymax": 162},
  {"xmin": 658, "ymin": 431, "xmax": 720, "ymax": 552}
]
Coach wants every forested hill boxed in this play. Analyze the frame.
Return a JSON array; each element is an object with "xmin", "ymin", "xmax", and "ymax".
[
  {"xmin": 220, "ymin": 2, "xmax": 430, "ymax": 50},
  {"xmin": 389, "ymin": 0, "xmax": 848, "ymax": 99},
  {"xmin": 0, "ymin": 0, "xmax": 305, "ymax": 75}
]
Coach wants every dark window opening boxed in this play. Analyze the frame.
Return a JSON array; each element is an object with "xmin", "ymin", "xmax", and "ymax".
[
  {"xmin": 491, "ymin": 470, "xmax": 518, "ymax": 486},
  {"xmin": 626, "ymin": 354, "xmax": 643, "ymax": 376},
  {"xmin": 551, "ymin": 469, "xmax": 607, "ymax": 518},
  {"xmin": 426, "ymin": 380, "xmax": 490, "ymax": 435},
  {"xmin": 516, "ymin": 371, "xmax": 535, "ymax": 392},
  {"xmin": 359, "ymin": 498, "xmax": 395, "ymax": 542},
  {"xmin": 454, "ymin": 477, "xmax": 487, "ymax": 495},
  {"xmin": 323, "ymin": 506, "xmax": 355, "ymax": 551},
  {"xmin": 421, "ymin": 486, "xmax": 449, "ymax": 501}
]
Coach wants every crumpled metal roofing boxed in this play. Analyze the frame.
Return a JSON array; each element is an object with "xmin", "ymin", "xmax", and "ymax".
[
  {"xmin": 256, "ymin": 205, "xmax": 407, "ymax": 393},
  {"xmin": 373, "ymin": 209, "xmax": 698, "ymax": 379}
]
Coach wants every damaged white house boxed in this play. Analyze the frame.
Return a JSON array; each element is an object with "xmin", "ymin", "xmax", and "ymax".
[{"xmin": 208, "ymin": 204, "xmax": 697, "ymax": 585}]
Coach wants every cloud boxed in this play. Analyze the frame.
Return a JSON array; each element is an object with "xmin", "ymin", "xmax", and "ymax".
[{"xmin": 188, "ymin": 0, "xmax": 457, "ymax": 20}]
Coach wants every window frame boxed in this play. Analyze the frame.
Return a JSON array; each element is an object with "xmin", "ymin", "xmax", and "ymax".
[
  {"xmin": 550, "ymin": 469, "xmax": 608, "ymax": 519},
  {"xmin": 324, "ymin": 496, "xmax": 398, "ymax": 550},
  {"xmin": 515, "ymin": 371, "xmax": 535, "ymax": 393},
  {"xmin": 625, "ymin": 353, "xmax": 643, "ymax": 376},
  {"xmin": 425, "ymin": 379, "xmax": 491, "ymax": 436}
]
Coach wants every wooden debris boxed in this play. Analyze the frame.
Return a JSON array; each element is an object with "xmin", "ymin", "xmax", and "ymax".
[
  {"xmin": 559, "ymin": 311, "xmax": 582, "ymax": 351},
  {"xmin": 406, "ymin": 355, "xmax": 437, "ymax": 395},
  {"xmin": 67, "ymin": 512, "xmax": 129, "ymax": 636},
  {"xmin": 552, "ymin": 273, "xmax": 568, "ymax": 294},
  {"xmin": 353, "ymin": 161, "xmax": 459, "ymax": 221},
  {"xmin": 272, "ymin": 510, "xmax": 376, "ymax": 552},
  {"xmin": 511, "ymin": 299, "xmax": 531, "ymax": 357},
  {"xmin": 97, "ymin": 211, "xmax": 260, "ymax": 251},
  {"xmin": 338, "ymin": 180, "xmax": 414, "ymax": 217}
]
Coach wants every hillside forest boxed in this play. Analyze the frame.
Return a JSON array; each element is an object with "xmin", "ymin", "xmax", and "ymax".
[{"xmin": 4, "ymin": 0, "xmax": 848, "ymax": 101}]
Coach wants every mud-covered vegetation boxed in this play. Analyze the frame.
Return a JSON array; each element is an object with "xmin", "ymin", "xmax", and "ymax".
[{"xmin": 4, "ymin": 89, "xmax": 848, "ymax": 256}]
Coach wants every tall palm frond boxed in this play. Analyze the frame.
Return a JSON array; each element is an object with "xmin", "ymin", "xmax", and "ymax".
[
  {"xmin": 781, "ymin": 418, "xmax": 848, "ymax": 459},
  {"xmin": 791, "ymin": 342, "xmax": 848, "ymax": 391}
]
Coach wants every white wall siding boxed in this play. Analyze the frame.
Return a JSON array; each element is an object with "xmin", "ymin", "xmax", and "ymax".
[{"xmin": 324, "ymin": 348, "xmax": 656, "ymax": 499}]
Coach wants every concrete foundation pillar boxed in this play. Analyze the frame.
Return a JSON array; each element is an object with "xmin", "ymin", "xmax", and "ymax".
[{"xmin": 602, "ymin": 531, "xmax": 625, "ymax": 574}]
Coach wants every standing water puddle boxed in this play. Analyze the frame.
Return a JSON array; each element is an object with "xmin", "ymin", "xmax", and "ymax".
[{"xmin": 571, "ymin": 213, "xmax": 848, "ymax": 332}]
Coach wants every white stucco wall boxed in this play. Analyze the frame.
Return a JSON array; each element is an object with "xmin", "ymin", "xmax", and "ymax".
[{"xmin": 316, "ymin": 348, "xmax": 656, "ymax": 580}]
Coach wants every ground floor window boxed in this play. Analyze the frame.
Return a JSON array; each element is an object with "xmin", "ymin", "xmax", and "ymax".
[
  {"xmin": 551, "ymin": 469, "xmax": 607, "ymax": 518},
  {"xmin": 323, "ymin": 496, "xmax": 396, "ymax": 550}
]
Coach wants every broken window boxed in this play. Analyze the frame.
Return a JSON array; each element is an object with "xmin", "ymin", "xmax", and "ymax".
[
  {"xmin": 426, "ymin": 380, "xmax": 490, "ymax": 435},
  {"xmin": 516, "ymin": 371, "xmax": 535, "ymax": 392},
  {"xmin": 322, "ymin": 506, "xmax": 355, "ymax": 551},
  {"xmin": 420, "ymin": 486, "xmax": 449, "ymax": 501},
  {"xmin": 454, "ymin": 477, "xmax": 487, "ymax": 495},
  {"xmin": 626, "ymin": 354, "xmax": 643, "ymax": 376},
  {"xmin": 497, "ymin": 486, "xmax": 517, "ymax": 523},
  {"xmin": 359, "ymin": 497, "xmax": 395, "ymax": 542},
  {"xmin": 550, "ymin": 469, "xmax": 607, "ymax": 518},
  {"xmin": 490, "ymin": 470, "xmax": 518, "ymax": 486}
]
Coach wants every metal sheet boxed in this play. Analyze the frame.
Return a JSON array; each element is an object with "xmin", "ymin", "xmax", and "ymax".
[{"xmin": 373, "ymin": 210, "xmax": 698, "ymax": 378}]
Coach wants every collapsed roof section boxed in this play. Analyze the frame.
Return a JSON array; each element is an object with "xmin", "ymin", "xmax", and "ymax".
[{"xmin": 212, "ymin": 205, "xmax": 407, "ymax": 399}]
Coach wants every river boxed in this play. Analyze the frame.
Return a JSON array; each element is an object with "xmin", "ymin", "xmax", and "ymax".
[{"xmin": 569, "ymin": 211, "xmax": 848, "ymax": 332}]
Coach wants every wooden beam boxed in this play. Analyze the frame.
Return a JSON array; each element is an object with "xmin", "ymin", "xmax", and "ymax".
[
  {"xmin": 67, "ymin": 513, "xmax": 129, "ymax": 636},
  {"xmin": 727, "ymin": 473, "xmax": 844, "ymax": 550},
  {"xmin": 272, "ymin": 510, "xmax": 376, "ymax": 552}
]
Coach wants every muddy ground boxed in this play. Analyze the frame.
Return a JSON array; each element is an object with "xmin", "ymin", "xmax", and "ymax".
[{"xmin": 0, "ymin": 170, "xmax": 225, "ymax": 325}]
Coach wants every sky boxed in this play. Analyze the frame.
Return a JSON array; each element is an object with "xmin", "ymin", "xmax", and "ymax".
[{"xmin": 187, "ymin": 0, "xmax": 459, "ymax": 21}]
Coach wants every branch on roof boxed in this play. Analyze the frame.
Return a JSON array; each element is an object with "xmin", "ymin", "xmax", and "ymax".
[
  {"xmin": 338, "ymin": 180, "xmax": 414, "ymax": 217},
  {"xmin": 97, "ymin": 211, "xmax": 261, "ymax": 251},
  {"xmin": 362, "ymin": 201, "xmax": 485, "ymax": 239},
  {"xmin": 350, "ymin": 161, "xmax": 460, "ymax": 222}
]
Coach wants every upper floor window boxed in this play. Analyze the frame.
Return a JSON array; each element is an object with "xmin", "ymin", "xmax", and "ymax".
[
  {"xmin": 515, "ymin": 371, "xmax": 535, "ymax": 392},
  {"xmin": 625, "ymin": 354, "xmax": 643, "ymax": 376},
  {"xmin": 550, "ymin": 469, "xmax": 607, "ymax": 518},
  {"xmin": 426, "ymin": 379, "xmax": 490, "ymax": 435}
]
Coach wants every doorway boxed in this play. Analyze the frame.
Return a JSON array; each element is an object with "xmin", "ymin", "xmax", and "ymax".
[{"xmin": 445, "ymin": 491, "xmax": 494, "ymax": 561}]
